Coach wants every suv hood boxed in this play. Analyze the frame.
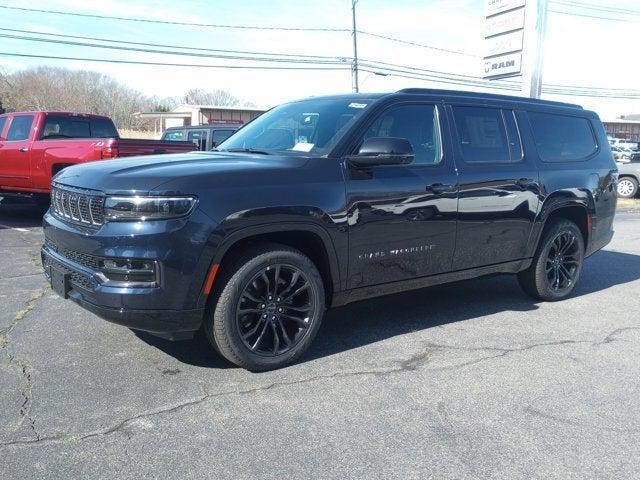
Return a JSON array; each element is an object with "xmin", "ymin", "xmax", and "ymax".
[{"xmin": 53, "ymin": 151, "xmax": 310, "ymax": 194}]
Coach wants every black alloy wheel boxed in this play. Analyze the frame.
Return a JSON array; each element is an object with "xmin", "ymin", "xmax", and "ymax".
[
  {"xmin": 204, "ymin": 244, "xmax": 325, "ymax": 371},
  {"xmin": 237, "ymin": 264, "xmax": 314, "ymax": 356},
  {"xmin": 544, "ymin": 231, "xmax": 581, "ymax": 294},
  {"xmin": 518, "ymin": 218, "xmax": 585, "ymax": 301}
]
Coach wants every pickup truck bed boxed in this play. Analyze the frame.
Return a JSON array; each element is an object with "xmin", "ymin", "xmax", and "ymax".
[{"xmin": 0, "ymin": 111, "xmax": 196, "ymax": 197}]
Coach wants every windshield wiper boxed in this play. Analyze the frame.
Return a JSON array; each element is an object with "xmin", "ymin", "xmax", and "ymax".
[{"xmin": 221, "ymin": 147, "xmax": 272, "ymax": 155}]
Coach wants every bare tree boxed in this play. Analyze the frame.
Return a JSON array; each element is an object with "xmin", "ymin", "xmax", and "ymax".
[
  {"xmin": 0, "ymin": 66, "xmax": 153, "ymax": 130},
  {"xmin": 182, "ymin": 88, "xmax": 257, "ymax": 107}
]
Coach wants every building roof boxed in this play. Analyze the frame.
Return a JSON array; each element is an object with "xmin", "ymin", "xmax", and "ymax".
[{"xmin": 171, "ymin": 104, "xmax": 266, "ymax": 112}]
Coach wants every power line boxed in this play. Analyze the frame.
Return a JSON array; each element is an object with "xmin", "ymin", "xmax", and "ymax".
[
  {"xmin": 357, "ymin": 30, "xmax": 479, "ymax": 57},
  {"xmin": 0, "ymin": 4, "xmax": 350, "ymax": 32},
  {"xmin": 549, "ymin": 8, "xmax": 640, "ymax": 22},
  {"xmin": 0, "ymin": 27, "xmax": 509, "ymax": 87},
  {"xmin": 0, "ymin": 32, "xmax": 347, "ymax": 65},
  {"xmin": 0, "ymin": 27, "xmax": 345, "ymax": 61},
  {"xmin": 551, "ymin": 1, "xmax": 640, "ymax": 15},
  {"xmin": 0, "ymin": 51, "xmax": 352, "ymax": 71}
]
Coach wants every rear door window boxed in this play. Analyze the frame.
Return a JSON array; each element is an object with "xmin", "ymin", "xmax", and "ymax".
[
  {"xmin": 90, "ymin": 118, "xmax": 118, "ymax": 138},
  {"xmin": 6, "ymin": 115, "xmax": 34, "ymax": 141},
  {"xmin": 528, "ymin": 112, "xmax": 597, "ymax": 162},
  {"xmin": 452, "ymin": 106, "xmax": 521, "ymax": 163},
  {"xmin": 187, "ymin": 130, "xmax": 208, "ymax": 150}
]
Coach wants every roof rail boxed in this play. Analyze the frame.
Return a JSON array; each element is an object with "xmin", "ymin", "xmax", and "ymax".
[{"xmin": 396, "ymin": 88, "xmax": 582, "ymax": 109}]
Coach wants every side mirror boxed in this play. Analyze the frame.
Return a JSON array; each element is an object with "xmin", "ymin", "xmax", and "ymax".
[{"xmin": 348, "ymin": 137, "xmax": 414, "ymax": 167}]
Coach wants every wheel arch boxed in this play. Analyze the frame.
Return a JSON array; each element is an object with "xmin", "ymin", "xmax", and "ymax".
[
  {"xmin": 202, "ymin": 223, "xmax": 342, "ymax": 307},
  {"xmin": 527, "ymin": 193, "xmax": 593, "ymax": 258}
]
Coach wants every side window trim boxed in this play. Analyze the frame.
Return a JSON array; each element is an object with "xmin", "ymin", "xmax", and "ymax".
[
  {"xmin": 347, "ymin": 101, "xmax": 445, "ymax": 167},
  {"xmin": 502, "ymin": 109, "xmax": 524, "ymax": 162}
]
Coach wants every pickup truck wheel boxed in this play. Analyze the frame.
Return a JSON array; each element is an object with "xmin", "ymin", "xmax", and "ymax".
[
  {"xmin": 617, "ymin": 177, "xmax": 638, "ymax": 198},
  {"xmin": 204, "ymin": 244, "xmax": 325, "ymax": 371},
  {"xmin": 518, "ymin": 219, "xmax": 584, "ymax": 302}
]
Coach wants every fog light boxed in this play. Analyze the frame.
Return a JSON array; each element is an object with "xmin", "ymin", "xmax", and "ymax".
[{"xmin": 99, "ymin": 258, "xmax": 157, "ymax": 285}]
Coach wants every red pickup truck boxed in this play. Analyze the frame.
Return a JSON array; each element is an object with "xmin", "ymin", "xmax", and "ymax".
[{"xmin": 0, "ymin": 111, "xmax": 197, "ymax": 201}]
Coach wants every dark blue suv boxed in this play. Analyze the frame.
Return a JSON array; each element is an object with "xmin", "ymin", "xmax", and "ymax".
[{"xmin": 42, "ymin": 89, "xmax": 618, "ymax": 370}]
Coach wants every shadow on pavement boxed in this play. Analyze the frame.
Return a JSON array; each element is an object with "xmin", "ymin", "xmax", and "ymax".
[
  {"xmin": 137, "ymin": 249, "xmax": 640, "ymax": 369},
  {"xmin": 0, "ymin": 198, "xmax": 48, "ymax": 228},
  {"xmin": 134, "ymin": 330, "xmax": 235, "ymax": 369}
]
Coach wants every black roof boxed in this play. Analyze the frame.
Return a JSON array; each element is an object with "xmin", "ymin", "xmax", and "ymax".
[{"xmin": 397, "ymin": 88, "xmax": 582, "ymax": 109}]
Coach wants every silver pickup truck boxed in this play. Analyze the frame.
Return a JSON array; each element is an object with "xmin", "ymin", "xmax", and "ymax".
[{"xmin": 617, "ymin": 161, "xmax": 640, "ymax": 198}]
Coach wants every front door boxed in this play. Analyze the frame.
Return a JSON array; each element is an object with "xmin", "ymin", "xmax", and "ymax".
[
  {"xmin": 345, "ymin": 102, "xmax": 458, "ymax": 289},
  {"xmin": 447, "ymin": 105, "xmax": 539, "ymax": 270},
  {"xmin": 0, "ymin": 115, "xmax": 35, "ymax": 188}
]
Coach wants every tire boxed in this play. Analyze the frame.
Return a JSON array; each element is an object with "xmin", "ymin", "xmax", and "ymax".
[
  {"xmin": 203, "ymin": 243, "xmax": 326, "ymax": 371},
  {"xmin": 518, "ymin": 218, "xmax": 585, "ymax": 302},
  {"xmin": 617, "ymin": 176, "xmax": 638, "ymax": 199}
]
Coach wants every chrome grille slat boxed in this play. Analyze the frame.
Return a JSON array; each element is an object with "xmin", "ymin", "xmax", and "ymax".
[{"xmin": 51, "ymin": 186, "xmax": 104, "ymax": 227}]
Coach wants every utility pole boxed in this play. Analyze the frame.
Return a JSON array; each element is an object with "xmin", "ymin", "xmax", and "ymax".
[
  {"xmin": 521, "ymin": 0, "xmax": 549, "ymax": 98},
  {"xmin": 351, "ymin": 0, "xmax": 359, "ymax": 93}
]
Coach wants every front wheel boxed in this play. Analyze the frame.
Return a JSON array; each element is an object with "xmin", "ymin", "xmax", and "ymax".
[
  {"xmin": 204, "ymin": 244, "xmax": 326, "ymax": 371},
  {"xmin": 518, "ymin": 219, "xmax": 585, "ymax": 301}
]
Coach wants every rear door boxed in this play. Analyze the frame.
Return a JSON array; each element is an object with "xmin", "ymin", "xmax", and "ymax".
[
  {"xmin": 448, "ymin": 104, "xmax": 539, "ymax": 270},
  {"xmin": 0, "ymin": 114, "xmax": 35, "ymax": 188}
]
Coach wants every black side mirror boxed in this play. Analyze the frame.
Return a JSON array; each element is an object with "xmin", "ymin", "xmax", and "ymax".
[{"xmin": 348, "ymin": 137, "xmax": 414, "ymax": 167}]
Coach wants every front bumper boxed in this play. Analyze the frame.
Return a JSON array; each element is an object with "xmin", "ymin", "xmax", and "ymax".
[{"xmin": 41, "ymin": 210, "xmax": 214, "ymax": 339}]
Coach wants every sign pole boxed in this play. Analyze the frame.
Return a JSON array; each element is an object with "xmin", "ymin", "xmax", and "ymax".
[{"xmin": 521, "ymin": 0, "xmax": 549, "ymax": 98}]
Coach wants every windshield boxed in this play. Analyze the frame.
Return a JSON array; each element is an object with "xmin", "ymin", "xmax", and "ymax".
[{"xmin": 218, "ymin": 97, "xmax": 373, "ymax": 155}]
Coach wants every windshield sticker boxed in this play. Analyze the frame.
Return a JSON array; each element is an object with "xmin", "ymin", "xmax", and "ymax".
[
  {"xmin": 291, "ymin": 142, "xmax": 315, "ymax": 152},
  {"xmin": 348, "ymin": 102, "xmax": 368, "ymax": 109}
]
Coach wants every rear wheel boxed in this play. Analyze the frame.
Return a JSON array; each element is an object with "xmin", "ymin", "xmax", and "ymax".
[
  {"xmin": 617, "ymin": 177, "xmax": 638, "ymax": 198},
  {"xmin": 204, "ymin": 244, "xmax": 325, "ymax": 371},
  {"xmin": 518, "ymin": 218, "xmax": 585, "ymax": 301}
]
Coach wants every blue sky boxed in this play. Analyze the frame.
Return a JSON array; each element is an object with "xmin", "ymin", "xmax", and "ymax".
[{"xmin": 0, "ymin": 0, "xmax": 638, "ymax": 118}]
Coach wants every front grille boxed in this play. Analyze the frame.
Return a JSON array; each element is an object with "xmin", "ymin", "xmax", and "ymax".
[
  {"xmin": 45, "ymin": 239, "xmax": 101, "ymax": 270},
  {"xmin": 51, "ymin": 185, "xmax": 104, "ymax": 227},
  {"xmin": 42, "ymin": 251, "xmax": 96, "ymax": 290}
]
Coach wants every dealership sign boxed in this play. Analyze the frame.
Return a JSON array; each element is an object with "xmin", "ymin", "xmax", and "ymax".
[
  {"xmin": 483, "ymin": 52, "xmax": 522, "ymax": 77},
  {"xmin": 483, "ymin": 0, "xmax": 526, "ymax": 79}
]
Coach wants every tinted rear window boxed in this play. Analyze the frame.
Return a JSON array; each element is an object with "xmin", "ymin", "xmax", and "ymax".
[
  {"xmin": 0, "ymin": 117, "xmax": 6, "ymax": 138},
  {"xmin": 528, "ymin": 112, "xmax": 597, "ymax": 162},
  {"xmin": 452, "ymin": 106, "xmax": 521, "ymax": 163},
  {"xmin": 41, "ymin": 116, "xmax": 117, "ymax": 139}
]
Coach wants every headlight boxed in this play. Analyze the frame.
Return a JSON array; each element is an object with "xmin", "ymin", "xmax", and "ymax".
[{"xmin": 104, "ymin": 196, "xmax": 196, "ymax": 221}]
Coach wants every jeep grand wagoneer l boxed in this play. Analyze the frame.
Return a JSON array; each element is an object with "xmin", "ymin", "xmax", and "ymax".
[{"xmin": 42, "ymin": 89, "xmax": 617, "ymax": 370}]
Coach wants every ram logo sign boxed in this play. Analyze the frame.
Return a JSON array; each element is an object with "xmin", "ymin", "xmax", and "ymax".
[{"xmin": 483, "ymin": 53, "xmax": 522, "ymax": 78}]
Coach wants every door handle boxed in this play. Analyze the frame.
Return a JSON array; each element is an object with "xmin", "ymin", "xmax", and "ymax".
[
  {"xmin": 19, "ymin": 147, "xmax": 29, "ymax": 153},
  {"xmin": 425, "ymin": 183, "xmax": 455, "ymax": 194}
]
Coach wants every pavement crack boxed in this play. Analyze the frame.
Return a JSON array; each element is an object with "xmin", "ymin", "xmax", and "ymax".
[
  {"xmin": 1, "ymin": 327, "xmax": 636, "ymax": 450},
  {"xmin": 0, "ymin": 287, "xmax": 49, "ymax": 343},
  {"xmin": 0, "ymin": 287, "xmax": 48, "ymax": 442},
  {"xmin": 592, "ymin": 326, "xmax": 640, "ymax": 346}
]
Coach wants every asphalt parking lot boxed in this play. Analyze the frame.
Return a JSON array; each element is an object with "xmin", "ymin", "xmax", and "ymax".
[{"xmin": 1, "ymin": 202, "xmax": 639, "ymax": 480}]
